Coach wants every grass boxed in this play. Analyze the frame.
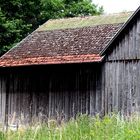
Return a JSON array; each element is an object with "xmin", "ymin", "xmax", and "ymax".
[
  {"xmin": 1, "ymin": 113, "xmax": 140, "ymax": 140},
  {"xmin": 37, "ymin": 12, "xmax": 133, "ymax": 31}
]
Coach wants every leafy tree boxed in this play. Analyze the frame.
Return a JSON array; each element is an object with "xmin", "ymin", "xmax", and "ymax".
[
  {"xmin": 0, "ymin": 0, "xmax": 41, "ymax": 55},
  {"xmin": 63, "ymin": 0, "xmax": 103, "ymax": 17},
  {"xmin": 0, "ymin": 0, "xmax": 103, "ymax": 56},
  {"xmin": 0, "ymin": 8, "xmax": 27, "ymax": 55},
  {"xmin": 41, "ymin": 0, "xmax": 103, "ymax": 21}
]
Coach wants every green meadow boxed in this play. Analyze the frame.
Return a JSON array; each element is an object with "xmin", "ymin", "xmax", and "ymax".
[{"xmin": 1, "ymin": 114, "xmax": 140, "ymax": 140}]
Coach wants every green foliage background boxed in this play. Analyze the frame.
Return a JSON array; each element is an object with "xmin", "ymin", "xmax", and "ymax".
[{"xmin": 0, "ymin": 0, "xmax": 103, "ymax": 56}]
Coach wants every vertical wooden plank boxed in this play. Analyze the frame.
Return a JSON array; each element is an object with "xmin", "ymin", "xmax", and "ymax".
[
  {"xmin": 127, "ymin": 61, "xmax": 131, "ymax": 115},
  {"xmin": 132, "ymin": 61, "xmax": 137, "ymax": 113},
  {"xmin": 136, "ymin": 18, "xmax": 140, "ymax": 58},
  {"xmin": 0, "ymin": 76, "xmax": 2, "ymax": 123},
  {"xmin": 107, "ymin": 61, "xmax": 112, "ymax": 113},
  {"xmin": 101, "ymin": 64, "xmax": 105, "ymax": 116},
  {"xmin": 136, "ymin": 61, "xmax": 140, "ymax": 112},
  {"xmin": 132, "ymin": 23, "xmax": 136, "ymax": 59},
  {"xmin": 118, "ymin": 62, "xmax": 122, "ymax": 113},
  {"xmin": 48, "ymin": 77, "xmax": 52, "ymax": 119},
  {"xmin": 121, "ymin": 61, "xmax": 125, "ymax": 114},
  {"xmin": 97, "ymin": 66, "xmax": 102, "ymax": 114},
  {"xmin": 90, "ymin": 68, "xmax": 95, "ymax": 115},
  {"xmin": 95, "ymin": 70, "xmax": 99, "ymax": 114},
  {"xmin": 105, "ymin": 62, "xmax": 108, "ymax": 114}
]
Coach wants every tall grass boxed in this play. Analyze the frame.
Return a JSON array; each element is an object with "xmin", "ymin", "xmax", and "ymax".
[{"xmin": 1, "ymin": 114, "xmax": 140, "ymax": 140}]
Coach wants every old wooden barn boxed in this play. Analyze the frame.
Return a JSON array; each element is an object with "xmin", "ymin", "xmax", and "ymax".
[{"xmin": 0, "ymin": 7, "xmax": 140, "ymax": 126}]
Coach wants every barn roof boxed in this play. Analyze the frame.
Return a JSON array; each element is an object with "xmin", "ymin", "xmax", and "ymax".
[{"xmin": 0, "ymin": 12, "xmax": 133, "ymax": 67}]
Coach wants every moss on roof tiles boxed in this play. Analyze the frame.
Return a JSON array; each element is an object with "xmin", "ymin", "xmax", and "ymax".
[{"xmin": 37, "ymin": 12, "xmax": 133, "ymax": 31}]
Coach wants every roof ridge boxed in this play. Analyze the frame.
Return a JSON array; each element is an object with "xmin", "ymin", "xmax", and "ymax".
[
  {"xmin": 37, "ymin": 11, "xmax": 133, "ymax": 31},
  {"xmin": 35, "ymin": 22, "xmax": 123, "ymax": 32},
  {"xmin": 46, "ymin": 11, "xmax": 134, "ymax": 22}
]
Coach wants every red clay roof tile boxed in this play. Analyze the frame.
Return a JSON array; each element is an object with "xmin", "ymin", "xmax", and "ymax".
[{"xmin": 0, "ymin": 54, "xmax": 103, "ymax": 67}]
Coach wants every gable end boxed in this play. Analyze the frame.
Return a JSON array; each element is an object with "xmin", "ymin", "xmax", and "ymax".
[{"xmin": 100, "ymin": 6, "xmax": 140, "ymax": 57}]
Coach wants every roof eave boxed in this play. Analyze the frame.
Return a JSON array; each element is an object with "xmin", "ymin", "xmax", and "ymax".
[
  {"xmin": 0, "ymin": 60, "xmax": 102, "ymax": 68},
  {"xmin": 0, "ymin": 55, "xmax": 105, "ymax": 68}
]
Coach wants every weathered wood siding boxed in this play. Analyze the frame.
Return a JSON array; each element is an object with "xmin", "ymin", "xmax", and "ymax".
[
  {"xmin": 0, "ymin": 63, "xmax": 102, "ymax": 125},
  {"xmin": 103, "ymin": 15, "xmax": 140, "ymax": 115},
  {"xmin": 106, "ymin": 16, "xmax": 140, "ymax": 61},
  {"xmin": 102, "ymin": 61, "xmax": 140, "ymax": 115}
]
